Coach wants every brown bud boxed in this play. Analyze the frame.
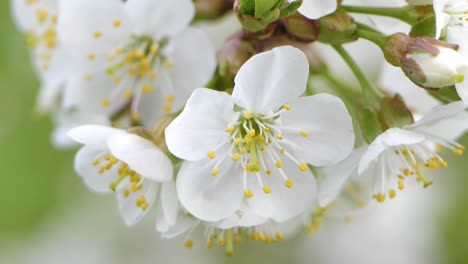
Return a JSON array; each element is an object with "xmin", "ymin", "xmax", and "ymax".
[{"xmin": 282, "ymin": 12, "xmax": 319, "ymax": 42}]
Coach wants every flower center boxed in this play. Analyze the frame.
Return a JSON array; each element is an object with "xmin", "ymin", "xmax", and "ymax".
[
  {"xmin": 24, "ymin": 2, "xmax": 58, "ymax": 71},
  {"xmin": 446, "ymin": 3, "xmax": 468, "ymax": 28},
  {"xmin": 84, "ymin": 29, "xmax": 175, "ymax": 120},
  {"xmin": 209, "ymin": 105, "xmax": 310, "ymax": 199},
  {"xmin": 93, "ymin": 153, "xmax": 149, "ymax": 212},
  {"xmin": 373, "ymin": 135, "xmax": 464, "ymax": 203}
]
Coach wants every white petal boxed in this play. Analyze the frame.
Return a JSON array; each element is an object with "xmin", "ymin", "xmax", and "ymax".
[
  {"xmin": 117, "ymin": 181, "xmax": 159, "ymax": 226},
  {"xmin": 136, "ymin": 70, "xmax": 173, "ymax": 128},
  {"xmin": 280, "ymin": 94, "xmax": 355, "ymax": 166},
  {"xmin": 11, "ymin": 0, "xmax": 57, "ymax": 31},
  {"xmin": 216, "ymin": 203, "xmax": 267, "ymax": 229},
  {"xmin": 165, "ymin": 88, "xmax": 238, "ymax": 161},
  {"xmin": 107, "ymin": 132, "xmax": 173, "ymax": 182},
  {"xmin": 124, "ymin": 0, "xmax": 194, "ymax": 38},
  {"xmin": 456, "ymin": 73, "xmax": 468, "ymax": 106},
  {"xmin": 52, "ymin": 111, "xmax": 110, "ymax": 150},
  {"xmin": 232, "ymin": 46, "xmax": 309, "ymax": 114},
  {"xmin": 157, "ymin": 211, "xmax": 198, "ymax": 239},
  {"xmin": 295, "ymin": 0, "xmax": 337, "ymax": 19},
  {"xmin": 318, "ymin": 147, "xmax": 366, "ymax": 207},
  {"xmin": 67, "ymin": 124, "xmax": 122, "ymax": 147},
  {"xmin": 407, "ymin": 101, "xmax": 467, "ymax": 128},
  {"xmin": 433, "ymin": 0, "xmax": 450, "ymax": 39},
  {"xmin": 74, "ymin": 146, "xmax": 118, "ymax": 194},
  {"xmin": 57, "ymin": 0, "xmax": 131, "ymax": 52},
  {"xmin": 358, "ymin": 128, "xmax": 426, "ymax": 173},
  {"xmin": 176, "ymin": 154, "xmax": 244, "ymax": 222},
  {"xmin": 246, "ymin": 156, "xmax": 317, "ymax": 222},
  {"xmin": 408, "ymin": 101, "xmax": 468, "ymax": 141},
  {"xmin": 166, "ymin": 28, "xmax": 217, "ymax": 108},
  {"xmin": 160, "ymin": 180, "xmax": 179, "ymax": 227},
  {"xmin": 64, "ymin": 71, "xmax": 126, "ymax": 116}
]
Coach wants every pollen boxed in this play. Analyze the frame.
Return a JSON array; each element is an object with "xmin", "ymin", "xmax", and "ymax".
[
  {"xmin": 398, "ymin": 180, "xmax": 405, "ymax": 190},
  {"xmin": 211, "ymin": 167, "xmax": 220, "ymax": 177},
  {"xmin": 164, "ymin": 60, "xmax": 173, "ymax": 68},
  {"xmin": 206, "ymin": 240, "xmax": 214, "ymax": 248},
  {"xmin": 285, "ymin": 179, "xmax": 294, "ymax": 188},
  {"xmin": 113, "ymin": 20, "xmax": 122, "ymax": 27},
  {"xmin": 279, "ymin": 148, "xmax": 285, "ymax": 154},
  {"xmin": 166, "ymin": 94, "xmax": 175, "ymax": 103},
  {"xmin": 92, "ymin": 159, "xmax": 100, "ymax": 166},
  {"xmin": 113, "ymin": 76, "xmax": 121, "ymax": 84},
  {"xmin": 164, "ymin": 105, "xmax": 172, "ymax": 113},
  {"xmin": 123, "ymin": 189, "xmax": 130, "ymax": 198},
  {"xmin": 389, "ymin": 189, "xmax": 396, "ymax": 199},
  {"xmin": 141, "ymin": 84, "xmax": 153, "ymax": 93},
  {"xmin": 207, "ymin": 150, "xmax": 216, "ymax": 159},
  {"xmin": 231, "ymin": 153, "xmax": 240, "ymax": 161},
  {"xmin": 88, "ymin": 53, "xmax": 96, "ymax": 60},
  {"xmin": 298, "ymin": 162, "xmax": 308, "ymax": 172},
  {"xmin": 454, "ymin": 146, "xmax": 465, "ymax": 156},
  {"xmin": 244, "ymin": 110, "xmax": 252, "ymax": 119},
  {"xmin": 93, "ymin": 31, "xmax": 103, "ymax": 38},
  {"xmin": 225, "ymin": 125, "xmax": 234, "ymax": 133},
  {"xmin": 123, "ymin": 89, "xmax": 132, "ymax": 99},
  {"xmin": 150, "ymin": 44, "xmax": 159, "ymax": 54},
  {"xmin": 276, "ymin": 134, "xmax": 283, "ymax": 140},
  {"xmin": 262, "ymin": 186, "xmax": 272, "ymax": 194},
  {"xmin": 283, "ymin": 104, "xmax": 291, "ymax": 111},
  {"xmin": 244, "ymin": 189, "xmax": 254, "ymax": 198},
  {"xmin": 131, "ymin": 112, "xmax": 141, "ymax": 121},
  {"xmin": 266, "ymin": 169, "xmax": 272, "ymax": 175},
  {"xmin": 184, "ymin": 240, "xmax": 193, "ymax": 249},
  {"xmin": 101, "ymin": 98, "xmax": 111, "ymax": 107},
  {"xmin": 300, "ymin": 130, "xmax": 309, "ymax": 138},
  {"xmin": 275, "ymin": 160, "xmax": 283, "ymax": 168},
  {"xmin": 375, "ymin": 193, "xmax": 386, "ymax": 203},
  {"xmin": 36, "ymin": 9, "xmax": 48, "ymax": 23}
]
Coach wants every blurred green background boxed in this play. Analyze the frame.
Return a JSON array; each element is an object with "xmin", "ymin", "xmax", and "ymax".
[{"xmin": 1, "ymin": 0, "xmax": 468, "ymax": 263}]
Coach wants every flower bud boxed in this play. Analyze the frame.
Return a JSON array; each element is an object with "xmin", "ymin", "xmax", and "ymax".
[
  {"xmin": 282, "ymin": 12, "xmax": 319, "ymax": 42},
  {"xmin": 401, "ymin": 38, "xmax": 467, "ymax": 89},
  {"xmin": 380, "ymin": 94, "xmax": 414, "ymax": 129},
  {"xmin": 194, "ymin": 0, "xmax": 234, "ymax": 19},
  {"xmin": 316, "ymin": 11, "xmax": 357, "ymax": 45},
  {"xmin": 218, "ymin": 33, "xmax": 256, "ymax": 78},
  {"xmin": 235, "ymin": 0, "xmax": 282, "ymax": 32}
]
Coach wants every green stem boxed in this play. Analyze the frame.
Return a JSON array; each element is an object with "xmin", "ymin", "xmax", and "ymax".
[
  {"xmin": 341, "ymin": 5, "xmax": 420, "ymax": 25},
  {"xmin": 356, "ymin": 29, "xmax": 387, "ymax": 50},
  {"xmin": 331, "ymin": 44, "xmax": 381, "ymax": 103},
  {"xmin": 225, "ymin": 229, "xmax": 234, "ymax": 256}
]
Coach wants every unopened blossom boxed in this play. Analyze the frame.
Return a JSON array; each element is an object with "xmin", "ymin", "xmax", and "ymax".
[
  {"xmin": 166, "ymin": 46, "xmax": 355, "ymax": 223},
  {"xmin": 57, "ymin": 0, "xmax": 216, "ymax": 126},
  {"xmin": 11, "ymin": 0, "xmax": 70, "ymax": 112},
  {"xmin": 68, "ymin": 125, "xmax": 176, "ymax": 226},
  {"xmin": 323, "ymin": 102, "xmax": 467, "ymax": 205}
]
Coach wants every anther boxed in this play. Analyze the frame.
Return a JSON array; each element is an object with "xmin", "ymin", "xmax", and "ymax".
[
  {"xmin": 244, "ymin": 111, "xmax": 252, "ymax": 119},
  {"xmin": 113, "ymin": 20, "xmax": 121, "ymax": 27},
  {"xmin": 93, "ymin": 31, "xmax": 102, "ymax": 38},
  {"xmin": 389, "ymin": 189, "xmax": 396, "ymax": 199},
  {"xmin": 231, "ymin": 153, "xmax": 240, "ymax": 161},
  {"xmin": 101, "ymin": 98, "xmax": 111, "ymax": 107},
  {"xmin": 285, "ymin": 179, "xmax": 294, "ymax": 188},
  {"xmin": 262, "ymin": 186, "xmax": 272, "ymax": 194},
  {"xmin": 275, "ymin": 160, "xmax": 283, "ymax": 168},
  {"xmin": 283, "ymin": 104, "xmax": 291, "ymax": 111},
  {"xmin": 298, "ymin": 162, "xmax": 308, "ymax": 172},
  {"xmin": 299, "ymin": 130, "xmax": 309, "ymax": 138},
  {"xmin": 211, "ymin": 167, "xmax": 220, "ymax": 177},
  {"xmin": 207, "ymin": 150, "xmax": 216, "ymax": 159},
  {"xmin": 184, "ymin": 240, "xmax": 193, "ymax": 249},
  {"xmin": 398, "ymin": 180, "xmax": 405, "ymax": 190},
  {"xmin": 244, "ymin": 189, "xmax": 254, "ymax": 198}
]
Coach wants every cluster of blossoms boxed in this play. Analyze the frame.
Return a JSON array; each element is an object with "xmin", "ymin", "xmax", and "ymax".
[{"xmin": 12, "ymin": 0, "xmax": 468, "ymax": 255}]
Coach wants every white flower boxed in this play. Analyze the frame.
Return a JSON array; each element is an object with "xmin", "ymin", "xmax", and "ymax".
[
  {"xmin": 432, "ymin": 0, "xmax": 468, "ymax": 105},
  {"xmin": 403, "ymin": 44, "xmax": 468, "ymax": 88},
  {"xmin": 321, "ymin": 102, "xmax": 468, "ymax": 205},
  {"xmin": 57, "ymin": 0, "xmax": 216, "ymax": 126},
  {"xmin": 67, "ymin": 125, "xmax": 176, "ymax": 226},
  {"xmin": 165, "ymin": 46, "xmax": 355, "ymax": 223},
  {"xmin": 11, "ymin": 0, "xmax": 70, "ymax": 112},
  {"xmin": 290, "ymin": 0, "xmax": 337, "ymax": 19}
]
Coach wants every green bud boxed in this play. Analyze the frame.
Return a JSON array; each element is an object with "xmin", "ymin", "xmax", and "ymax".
[
  {"xmin": 218, "ymin": 34, "xmax": 256, "ymax": 78},
  {"xmin": 358, "ymin": 107, "xmax": 384, "ymax": 144},
  {"xmin": 380, "ymin": 95, "xmax": 414, "ymax": 129},
  {"xmin": 282, "ymin": 12, "xmax": 319, "ymax": 42},
  {"xmin": 317, "ymin": 12, "xmax": 357, "ymax": 45}
]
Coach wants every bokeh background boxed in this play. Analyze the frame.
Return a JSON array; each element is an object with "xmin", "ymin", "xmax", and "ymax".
[{"xmin": 1, "ymin": 1, "xmax": 468, "ymax": 263}]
